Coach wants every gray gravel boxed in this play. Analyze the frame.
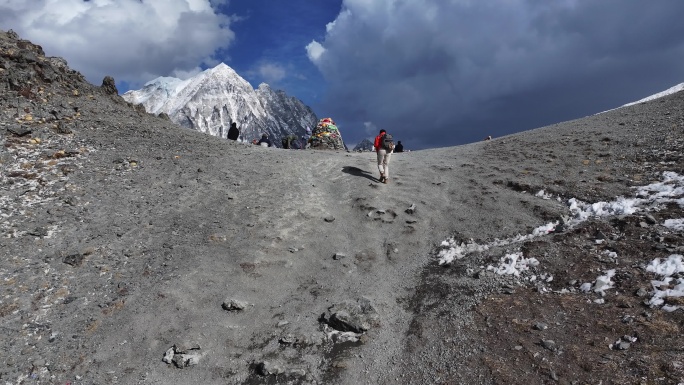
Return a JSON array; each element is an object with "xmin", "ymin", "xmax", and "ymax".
[{"xmin": 1, "ymin": 29, "xmax": 683, "ymax": 384}]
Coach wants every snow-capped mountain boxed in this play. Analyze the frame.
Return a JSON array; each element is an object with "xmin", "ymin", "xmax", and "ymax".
[
  {"xmin": 122, "ymin": 63, "xmax": 318, "ymax": 146},
  {"xmin": 353, "ymin": 138, "xmax": 374, "ymax": 152}
]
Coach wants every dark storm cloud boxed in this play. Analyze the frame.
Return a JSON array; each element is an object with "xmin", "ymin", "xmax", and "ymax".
[{"xmin": 308, "ymin": 0, "xmax": 684, "ymax": 149}]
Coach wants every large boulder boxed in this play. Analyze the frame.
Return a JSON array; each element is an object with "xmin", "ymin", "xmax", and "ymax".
[{"xmin": 309, "ymin": 117, "xmax": 346, "ymax": 151}]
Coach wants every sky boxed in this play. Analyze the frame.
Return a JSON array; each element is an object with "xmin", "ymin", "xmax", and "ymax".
[
  {"xmin": 439, "ymin": 171, "xmax": 684, "ymax": 313},
  {"xmin": 2, "ymin": 1, "xmax": 684, "ymax": 149}
]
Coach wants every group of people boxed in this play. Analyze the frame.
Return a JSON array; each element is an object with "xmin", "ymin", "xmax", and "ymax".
[
  {"xmin": 228, "ymin": 122, "xmax": 273, "ymax": 147},
  {"xmin": 227, "ymin": 122, "xmax": 310, "ymax": 149}
]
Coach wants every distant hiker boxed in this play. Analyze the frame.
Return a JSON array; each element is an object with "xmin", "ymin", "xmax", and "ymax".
[
  {"xmin": 484, "ymin": 135, "xmax": 492, "ymax": 141},
  {"xmin": 258, "ymin": 133, "xmax": 272, "ymax": 147},
  {"xmin": 282, "ymin": 134, "xmax": 297, "ymax": 149},
  {"xmin": 303, "ymin": 127, "xmax": 312, "ymax": 149},
  {"xmin": 227, "ymin": 122, "xmax": 240, "ymax": 141},
  {"xmin": 395, "ymin": 141, "xmax": 404, "ymax": 152},
  {"xmin": 374, "ymin": 129, "xmax": 394, "ymax": 183}
]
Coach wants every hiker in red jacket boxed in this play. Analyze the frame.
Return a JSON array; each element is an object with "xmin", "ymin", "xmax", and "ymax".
[{"xmin": 373, "ymin": 129, "xmax": 393, "ymax": 183}]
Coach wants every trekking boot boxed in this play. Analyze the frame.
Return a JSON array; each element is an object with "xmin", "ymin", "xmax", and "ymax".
[
  {"xmin": 379, "ymin": 173, "xmax": 385, "ymax": 183},
  {"xmin": 383, "ymin": 177, "xmax": 389, "ymax": 184}
]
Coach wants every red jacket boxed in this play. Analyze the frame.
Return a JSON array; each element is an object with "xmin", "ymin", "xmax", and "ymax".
[{"xmin": 374, "ymin": 133, "xmax": 385, "ymax": 152}]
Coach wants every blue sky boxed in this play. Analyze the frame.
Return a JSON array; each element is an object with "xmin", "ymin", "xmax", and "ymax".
[
  {"xmin": 208, "ymin": 0, "xmax": 340, "ymax": 107},
  {"xmin": 2, "ymin": 1, "xmax": 684, "ymax": 149}
]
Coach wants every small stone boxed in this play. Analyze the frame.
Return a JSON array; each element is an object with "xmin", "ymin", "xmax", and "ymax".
[
  {"xmin": 162, "ymin": 347, "xmax": 174, "ymax": 364},
  {"xmin": 256, "ymin": 361, "xmax": 283, "ymax": 376},
  {"xmin": 533, "ymin": 322, "xmax": 548, "ymax": 331},
  {"xmin": 174, "ymin": 342, "xmax": 200, "ymax": 354},
  {"xmin": 635, "ymin": 288, "xmax": 649, "ymax": 297},
  {"xmin": 514, "ymin": 345, "xmax": 523, "ymax": 350},
  {"xmin": 405, "ymin": 203, "xmax": 416, "ymax": 214},
  {"xmin": 550, "ymin": 370, "xmax": 559, "ymax": 381},
  {"xmin": 63, "ymin": 253, "xmax": 84, "ymax": 267},
  {"xmin": 32, "ymin": 359, "xmax": 45, "ymax": 368},
  {"xmin": 279, "ymin": 335, "xmax": 296, "ymax": 345},
  {"xmin": 172, "ymin": 354, "xmax": 187, "ymax": 368},
  {"xmin": 541, "ymin": 339, "xmax": 556, "ymax": 351},
  {"xmin": 8, "ymin": 126, "xmax": 32, "ymax": 136},
  {"xmin": 28, "ymin": 227, "xmax": 48, "ymax": 237},
  {"xmin": 324, "ymin": 216, "xmax": 335, "ymax": 222},
  {"xmin": 617, "ymin": 341, "xmax": 630, "ymax": 350},
  {"xmin": 222, "ymin": 299, "xmax": 248, "ymax": 311},
  {"xmin": 644, "ymin": 214, "xmax": 657, "ymax": 224},
  {"xmin": 333, "ymin": 253, "xmax": 347, "ymax": 260}
]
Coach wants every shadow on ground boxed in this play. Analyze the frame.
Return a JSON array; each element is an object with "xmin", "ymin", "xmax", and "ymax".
[{"xmin": 342, "ymin": 166, "xmax": 380, "ymax": 182}]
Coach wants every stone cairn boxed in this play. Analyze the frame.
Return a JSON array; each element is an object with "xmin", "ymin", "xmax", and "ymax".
[{"xmin": 308, "ymin": 117, "xmax": 345, "ymax": 150}]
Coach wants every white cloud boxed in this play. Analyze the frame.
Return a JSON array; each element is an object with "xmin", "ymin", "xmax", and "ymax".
[
  {"xmin": 363, "ymin": 121, "xmax": 377, "ymax": 137},
  {"xmin": 0, "ymin": 0, "xmax": 236, "ymax": 89},
  {"xmin": 171, "ymin": 66, "xmax": 204, "ymax": 80},
  {"xmin": 306, "ymin": 40, "xmax": 326, "ymax": 63},
  {"xmin": 257, "ymin": 63, "xmax": 287, "ymax": 84}
]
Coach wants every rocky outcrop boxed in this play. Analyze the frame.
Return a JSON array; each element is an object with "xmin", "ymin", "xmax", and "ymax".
[{"xmin": 100, "ymin": 75, "xmax": 118, "ymax": 96}]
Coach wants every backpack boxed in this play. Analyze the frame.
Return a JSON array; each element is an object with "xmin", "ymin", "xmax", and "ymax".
[{"xmin": 382, "ymin": 133, "xmax": 395, "ymax": 151}]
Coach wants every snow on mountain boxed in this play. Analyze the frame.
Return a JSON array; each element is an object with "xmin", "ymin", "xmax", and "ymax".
[
  {"xmin": 621, "ymin": 82, "xmax": 684, "ymax": 107},
  {"xmin": 353, "ymin": 138, "xmax": 374, "ymax": 152},
  {"xmin": 122, "ymin": 63, "xmax": 318, "ymax": 145},
  {"xmin": 597, "ymin": 81, "xmax": 684, "ymax": 115}
]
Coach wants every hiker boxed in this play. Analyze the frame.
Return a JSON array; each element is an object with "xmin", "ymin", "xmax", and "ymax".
[
  {"xmin": 373, "ymin": 129, "xmax": 394, "ymax": 183},
  {"xmin": 283, "ymin": 134, "xmax": 297, "ymax": 149},
  {"xmin": 257, "ymin": 133, "xmax": 272, "ymax": 147},
  {"xmin": 227, "ymin": 122, "xmax": 240, "ymax": 141},
  {"xmin": 303, "ymin": 127, "xmax": 312, "ymax": 149},
  {"xmin": 395, "ymin": 141, "xmax": 404, "ymax": 152}
]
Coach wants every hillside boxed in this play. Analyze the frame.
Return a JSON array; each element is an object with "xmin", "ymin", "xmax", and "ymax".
[{"xmin": 1, "ymin": 29, "xmax": 684, "ymax": 385}]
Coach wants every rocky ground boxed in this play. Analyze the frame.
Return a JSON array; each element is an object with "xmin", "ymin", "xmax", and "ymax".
[{"xmin": 1, "ymin": 30, "xmax": 684, "ymax": 385}]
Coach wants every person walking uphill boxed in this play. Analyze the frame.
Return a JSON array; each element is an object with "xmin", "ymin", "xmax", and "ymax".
[
  {"xmin": 374, "ymin": 129, "xmax": 394, "ymax": 183},
  {"xmin": 227, "ymin": 122, "xmax": 240, "ymax": 141}
]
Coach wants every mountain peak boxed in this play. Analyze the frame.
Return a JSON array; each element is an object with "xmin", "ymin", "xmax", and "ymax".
[
  {"xmin": 122, "ymin": 62, "xmax": 318, "ymax": 145},
  {"xmin": 208, "ymin": 62, "xmax": 237, "ymax": 76}
]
